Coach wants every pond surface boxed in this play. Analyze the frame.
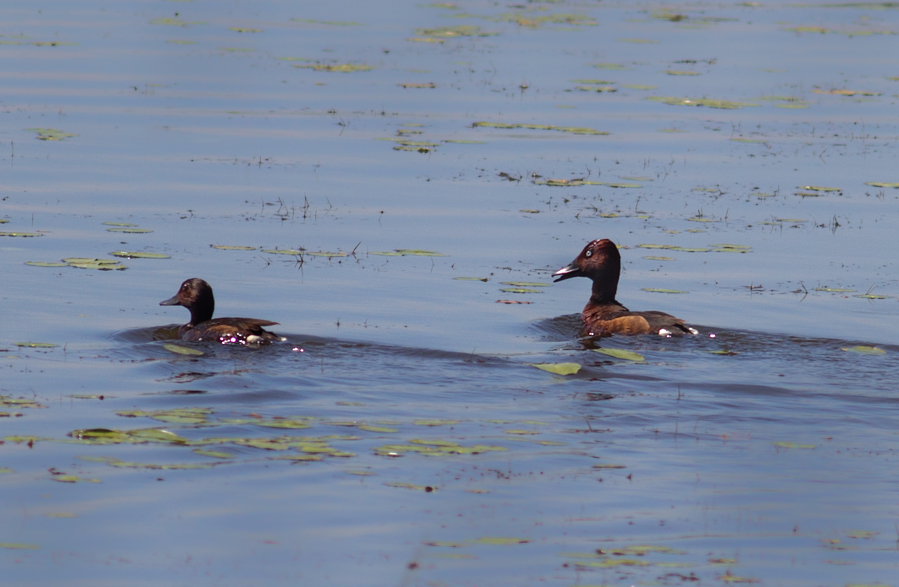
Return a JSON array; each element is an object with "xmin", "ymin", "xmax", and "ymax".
[{"xmin": 2, "ymin": 1, "xmax": 899, "ymax": 585}]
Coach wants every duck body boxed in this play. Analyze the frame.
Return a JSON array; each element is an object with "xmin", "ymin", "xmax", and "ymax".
[
  {"xmin": 160, "ymin": 278, "xmax": 283, "ymax": 345},
  {"xmin": 553, "ymin": 239, "xmax": 697, "ymax": 337}
]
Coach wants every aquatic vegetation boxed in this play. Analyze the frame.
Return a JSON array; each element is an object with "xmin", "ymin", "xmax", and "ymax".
[
  {"xmin": 25, "ymin": 128, "xmax": 77, "ymax": 141},
  {"xmin": 594, "ymin": 348, "xmax": 644, "ymax": 361},
  {"xmin": 473, "ymin": 122, "xmax": 609, "ymax": 135},
  {"xmin": 531, "ymin": 362, "xmax": 581, "ymax": 375},
  {"xmin": 647, "ymin": 96, "xmax": 757, "ymax": 109}
]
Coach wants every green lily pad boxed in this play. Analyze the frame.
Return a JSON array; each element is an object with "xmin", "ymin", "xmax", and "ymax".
[
  {"xmin": 26, "ymin": 261, "xmax": 69, "ymax": 267},
  {"xmin": 841, "ymin": 346, "xmax": 886, "ymax": 355},
  {"xmin": 193, "ymin": 449, "xmax": 234, "ymax": 459},
  {"xmin": 773, "ymin": 442, "xmax": 815, "ymax": 449},
  {"xmin": 14, "ymin": 342, "xmax": 57, "ymax": 348},
  {"xmin": 52, "ymin": 475, "xmax": 101, "ymax": 483},
  {"xmin": 0, "ymin": 231, "xmax": 43, "ymax": 237},
  {"xmin": 371, "ymin": 249, "xmax": 445, "ymax": 257},
  {"xmin": 102, "ymin": 222, "xmax": 138, "ymax": 227},
  {"xmin": 163, "ymin": 344, "xmax": 204, "ymax": 356},
  {"xmin": 453, "ymin": 277, "xmax": 488, "ymax": 282},
  {"xmin": 594, "ymin": 348, "xmax": 645, "ymax": 361},
  {"xmin": 815, "ymin": 287, "xmax": 855, "ymax": 292},
  {"xmin": 0, "ymin": 543, "xmax": 40, "ymax": 550},
  {"xmin": 642, "ymin": 288, "xmax": 687, "ymax": 294},
  {"xmin": 109, "ymin": 251, "xmax": 169, "ymax": 259},
  {"xmin": 106, "ymin": 227, "xmax": 152, "ymax": 233},
  {"xmin": 647, "ymin": 96, "xmax": 757, "ymax": 109},
  {"xmin": 501, "ymin": 282, "xmax": 550, "ymax": 287},
  {"xmin": 26, "ymin": 128, "xmax": 77, "ymax": 141},
  {"xmin": 357, "ymin": 425, "xmax": 398, "ymax": 433},
  {"xmin": 297, "ymin": 63, "xmax": 375, "ymax": 73},
  {"xmin": 865, "ymin": 182, "xmax": 899, "ymax": 188},
  {"xmin": 63, "ymin": 258, "xmax": 127, "ymax": 271},
  {"xmin": 643, "ymin": 256, "xmax": 674, "ymax": 261},
  {"xmin": 500, "ymin": 288, "xmax": 541, "ymax": 294},
  {"xmin": 260, "ymin": 249, "xmax": 304, "ymax": 255},
  {"xmin": 212, "ymin": 245, "xmax": 257, "ymax": 250},
  {"xmin": 531, "ymin": 362, "xmax": 581, "ymax": 375},
  {"xmin": 472, "ymin": 122, "xmax": 609, "ymax": 136}
]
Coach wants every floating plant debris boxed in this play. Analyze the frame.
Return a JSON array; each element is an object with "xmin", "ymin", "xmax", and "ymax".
[
  {"xmin": 109, "ymin": 251, "xmax": 169, "ymax": 259},
  {"xmin": 62, "ymin": 258, "xmax": 127, "ymax": 271},
  {"xmin": 642, "ymin": 288, "xmax": 687, "ymax": 293},
  {"xmin": 295, "ymin": 63, "xmax": 375, "ymax": 72},
  {"xmin": 212, "ymin": 245, "xmax": 257, "ymax": 250},
  {"xmin": 106, "ymin": 227, "xmax": 153, "ymax": 233},
  {"xmin": 594, "ymin": 348, "xmax": 644, "ymax": 362},
  {"xmin": 370, "ymin": 249, "xmax": 444, "ymax": 256},
  {"xmin": 841, "ymin": 346, "xmax": 886, "ymax": 355},
  {"xmin": 1, "ymin": 231, "xmax": 43, "ymax": 237},
  {"xmin": 647, "ymin": 96, "xmax": 757, "ymax": 109},
  {"xmin": 26, "ymin": 128, "xmax": 77, "ymax": 141},
  {"xmin": 531, "ymin": 363, "xmax": 581, "ymax": 375},
  {"xmin": 163, "ymin": 344, "xmax": 204, "ymax": 356},
  {"xmin": 472, "ymin": 122, "xmax": 609, "ymax": 135}
]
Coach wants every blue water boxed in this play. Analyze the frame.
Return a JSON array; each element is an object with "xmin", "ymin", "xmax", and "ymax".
[{"xmin": 2, "ymin": 1, "xmax": 899, "ymax": 585}]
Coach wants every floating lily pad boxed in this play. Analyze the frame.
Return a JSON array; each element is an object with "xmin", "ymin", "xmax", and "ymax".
[
  {"xmin": 357, "ymin": 425, "xmax": 397, "ymax": 433},
  {"xmin": 371, "ymin": 249, "xmax": 444, "ymax": 256},
  {"xmin": 25, "ymin": 261, "xmax": 68, "ymax": 267},
  {"xmin": 453, "ymin": 277, "xmax": 488, "ymax": 282},
  {"xmin": 647, "ymin": 96, "xmax": 757, "ymax": 109},
  {"xmin": 1, "ymin": 231, "xmax": 43, "ymax": 237},
  {"xmin": 261, "ymin": 249, "xmax": 304, "ymax": 255},
  {"xmin": 531, "ymin": 362, "xmax": 581, "ymax": 375},
  {"xmin": 102, "ymin": 222, "xmax": 138, "ymax": 227},
  {"xmin": 594, "ymin": 348, "xmax": 644, "ymax": 361},
  {"xmin": 229, "ymin": 27, "xmax": 262, "ymax": 33},
  {"xmin": 14, "ymin": 342, "xmax": 57, "ymax": 348},
  {"xmin": 297, "ymin": 63, "xmax": 375, "ymax": 73},
  {"xmin": 853, "ymin": 294, "xmax": 890, "ymax": 299},
  {"xmin": 773, "ymin": 442, "xmax": 815, "ymax": 449},
  {"xmin": 26, "ymin": 128, "xmax": 77, "ymax": 141},
  {"xmin": 398, "ymin": 82, "xmax": 436, "ymax": 89},
  {"xmin": 643, "ymin": 256, "xmax": 674, "ymax": 261},
  {"xmin": 384, "ymin": 482, "xmax": 435, "ymax": 491},
  {"xmin": 711, "ymin": 244, "xmax": 752, "ymax": 253},
  {"xmin": 212, "ymin": 245, "xmax": 257, "ymax": 250},
  {"xmin": 109, "ymin": 251, "xmax": 170, "ymax": 259},
  {"xmin": 306, "ymin": 251, "xmax": 348, "ymax": 257},
  {"xmin": 63, "ymin": 258, "xmax": 127, "ymax": 271},
  {"xmin": 841, "ymin": 346, "xmax": 886, "ymax": 355},
  {"xmin": 106, "ymin": 227, "xmax": 153, "ymax": 233},
  {"xmin": 642, "ymin": 288, "xmax": 687, "ymax": 294},
  {"xmin": 473, "ymin": 122, "xmax": 609, "ymax": 135},
  {"xmin": 469, "ymin": 537, "xmax": 530, "ymax": 545},
  {"xmin": 865, "ymin": 182, "xmax": 899, "ymax": 188},
  {"xmin": 163, "ymin": 344, "xmax": 204, "ymax": 356},
  {"xmin": 665, "ymin": 70, "xmax": 700, "ymax": 76},
  {"xmin": 500, "ymin": 288, "xmax": 541, "ymax": 294},
  {"xmin": 501, "ymin": 282, "xmax": 550, "ymax": 287},
  {"xmin": 193, "ymin": 449, "xmax": 234, "ymax": 459},
  {"xmin": 0, "ymin": 543, "xmax": 40, "ymax": 550},
  {"xmin": 815, "ymin": 287, "xmax": 855, "ymax": 292},
  {"xmin": 414, "ymin": 25, "xmax": 490, "ymax": 38},
  {"xmin": 52, "ymin": 475, "xmax": 101, "ymax": 483}
]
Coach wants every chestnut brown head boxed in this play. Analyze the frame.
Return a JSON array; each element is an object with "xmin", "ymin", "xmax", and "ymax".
[
  {"xmin": 553, "ymin": 239, "xmax": 621, "ymax": 303},
  {"xmin": 160, "ymin": 278, "xmax": 215, "ymax": 325}
]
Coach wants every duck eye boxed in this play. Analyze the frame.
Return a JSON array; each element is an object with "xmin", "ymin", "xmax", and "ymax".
[{"xmin": 585, "ymin": 250, "xmax": 593, "ymax": 258}]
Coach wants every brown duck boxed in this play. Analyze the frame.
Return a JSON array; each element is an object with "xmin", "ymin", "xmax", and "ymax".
[
  {"xmin": 160, "ymin": 278, "xmax": 284, "ymax": 345},
  {"xmin": 553, "ymin": 239, "xmax": 697, "ymax": 337}
]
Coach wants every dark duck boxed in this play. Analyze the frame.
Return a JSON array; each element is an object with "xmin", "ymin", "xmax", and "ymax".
[
  {"xmin": 160, "ymin": 278, "xmax": 284, "ymax": 345},
  {"xmin": 553, "ymin": 239, "xmax": 697, "ymax": 337}
]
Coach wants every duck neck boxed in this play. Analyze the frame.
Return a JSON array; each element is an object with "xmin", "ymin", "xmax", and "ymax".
[
  {"xmin": 588, "ymin": 276, "xmax": 621, "ymax": 307},
  {"xmin": 188, "ymin": 298, "xmax": 214, "ymax": 326}
]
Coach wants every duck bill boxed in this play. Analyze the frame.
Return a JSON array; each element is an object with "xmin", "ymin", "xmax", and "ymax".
[
  {"xmin": 159, "ymin": 294, "xmax": 182, "ymax": 307},
  {"xmin": 552, "ymin": 261, "xmax": 582, "ymax": 282}
]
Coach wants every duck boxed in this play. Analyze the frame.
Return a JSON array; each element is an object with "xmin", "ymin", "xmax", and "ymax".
[
  {"xmin": 159, "ymin": 278, "xmax": 284, "ymax": 345},
  {"xmin": 553, "ymin": 239, "xmax": 697, "ymax": 337}
]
